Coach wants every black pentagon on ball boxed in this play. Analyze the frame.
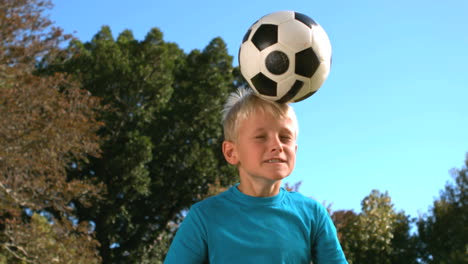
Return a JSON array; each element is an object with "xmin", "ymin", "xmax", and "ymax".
[
  {"xmin": 294, "ymin": 12, "xmax": 317, "ymax": 28},
  {"xmin": 252, "ymin": 24, "xmax": 278, "ymax": 51},
  {"xmin": 265, "ymin": 50, "xmax": 289, "ymax": 75},
  {"xmin": 251, "ymin": 73, "xmax": 277, "ymax": 96},
  {"xmin": 295, "ymin": 47, "xmax": 320, "ymax": 78}
]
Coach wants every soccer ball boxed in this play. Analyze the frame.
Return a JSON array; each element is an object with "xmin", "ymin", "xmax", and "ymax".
[{"xmin": 239, "ymin": 11, "xmax": 332, "ymax": 103}]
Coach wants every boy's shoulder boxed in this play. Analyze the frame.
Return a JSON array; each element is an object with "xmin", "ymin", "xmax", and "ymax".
[
  {"xmin": 190, "ymin": 187, "xmax": 233, "ymax": 211},
  {"xmin": 284, "ymin": 189, "xmax": 321, "ymax": 205},
  {"xmin": 284, "ymin": 190, "xmax": 327, "ymax": 211}
]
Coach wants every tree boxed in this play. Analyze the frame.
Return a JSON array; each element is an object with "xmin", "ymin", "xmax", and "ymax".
[
  {"xmin": 0, "ymin": 213, "xmax": 101, "ymax": 264},
  {"xmin": 333, "ymin": 190, "xmax": 410, "ymax": 264},
  {"xmin": 357, "ymin": 190, "xmax": 397, "ymax": 264},
  {"xmin": 331, "ymin": 209, "xmax": 359, "ymax": 260},
  {"xmin": 390, "ymin": 212, "xmax": 419, "ymax": 264},
  {"xmin": 54, "ymin": 26, "xmax": 238, "ymax": 262},
  {"xmin": 0, "ymin": 0, "xmax": 103, "ymax": 262},
  {"xmin": 417, "ymin": 154, "xmax": 468, "ymax": 264}
]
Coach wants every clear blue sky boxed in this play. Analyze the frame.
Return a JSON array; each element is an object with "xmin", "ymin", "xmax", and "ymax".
[{"xmin": 50, "ymin": 0, "xmax": 468, "ymax": 218}]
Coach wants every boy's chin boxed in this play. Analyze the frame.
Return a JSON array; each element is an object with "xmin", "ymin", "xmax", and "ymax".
[{"xmin": 262, "ymin": 173, "xmax": 291, "ymax": 182}]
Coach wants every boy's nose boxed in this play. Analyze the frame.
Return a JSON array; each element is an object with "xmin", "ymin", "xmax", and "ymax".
[{"xmin": 270, "ymin": 136, "xmax": 283, "ymax": 153}]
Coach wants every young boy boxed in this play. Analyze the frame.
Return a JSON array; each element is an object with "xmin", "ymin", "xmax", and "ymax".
[{"xmin": 164, "ymin": 88, "xmax": 347, "ymax": 263}]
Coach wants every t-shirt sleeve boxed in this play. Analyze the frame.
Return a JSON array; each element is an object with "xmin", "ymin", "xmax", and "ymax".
[
  {"xmin": 164, "ymin": 206, "xmax": 208, "ymax": 264},
  {"xmin": 311, "ymin": 203, "xmax": 348, "ymax": 264}
]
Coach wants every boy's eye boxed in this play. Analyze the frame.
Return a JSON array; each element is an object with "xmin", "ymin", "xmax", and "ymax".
[{"xmin": 254, "ymin": 134, "xmax": 267, "ymax": 140}]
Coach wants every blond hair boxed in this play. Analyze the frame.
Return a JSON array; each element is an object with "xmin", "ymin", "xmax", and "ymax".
[{"xmin": 222, "ymin": 88, "xmax": 298, "ymax": 142}]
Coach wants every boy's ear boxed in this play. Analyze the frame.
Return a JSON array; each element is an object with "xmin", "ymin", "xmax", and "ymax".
[{"xmin": 222, "ymin": 140, "xmax": 239, "ymax": 165}]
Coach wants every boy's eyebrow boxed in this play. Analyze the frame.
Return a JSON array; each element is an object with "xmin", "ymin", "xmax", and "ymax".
[
  {"xmin": 281, "ymin": 127, "xmax": 295, "ymax": 135},
  {"xmin": 252, "ymin": 127, "xmax": 266, "ymax": 133},
  {"xmin": 252, "ymin": 126, "xmax": 295, "ymax": 134}
]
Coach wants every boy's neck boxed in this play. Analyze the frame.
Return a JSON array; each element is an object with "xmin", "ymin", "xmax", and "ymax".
[{"xmin": 237, "ymin": 180, "xmax": 282, "ymax": 197}]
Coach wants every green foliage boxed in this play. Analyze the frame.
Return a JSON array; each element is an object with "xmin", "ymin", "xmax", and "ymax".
[
  {"xmin": 417, "ymin": 154, "xmax": 468, "ymax": 264},
  {"xmin": 54, "ymin": 26, "xmax": 238, "ymax": 263},
  {"xmin": 390, "ymin": 212, "xmax": 419, "ymax": 264},
  {"xmin": 358, "ymin": 190, "xmax": 397, "ymax": 259},
  {"xmin": 333, "ymin": 190, "xmax": 414, "ymax": 264}
]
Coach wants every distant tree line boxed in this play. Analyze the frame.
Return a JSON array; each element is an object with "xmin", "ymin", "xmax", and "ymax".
[
  {"xmin": 331, "ymin": 163, "xmax": 467, "ymax": 264},
  {"xmin": 0, "ymin": 1, "xmax": 466, "ymax": 263}
]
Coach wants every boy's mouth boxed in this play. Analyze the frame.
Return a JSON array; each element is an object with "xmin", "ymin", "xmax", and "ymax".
[{"xmin": 265, "ymin": 158, "xmax": 285, "ymax": 163}]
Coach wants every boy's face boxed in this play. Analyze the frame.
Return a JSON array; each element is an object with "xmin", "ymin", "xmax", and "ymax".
[{"xmin": 223, "ymin": 109, "xmax": 298, "ymax": 184}]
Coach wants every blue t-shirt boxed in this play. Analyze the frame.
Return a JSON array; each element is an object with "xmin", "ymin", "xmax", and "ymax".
[{"xmin": 165, "ymin": 185, "xmax": 347, "ymax": 264}]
